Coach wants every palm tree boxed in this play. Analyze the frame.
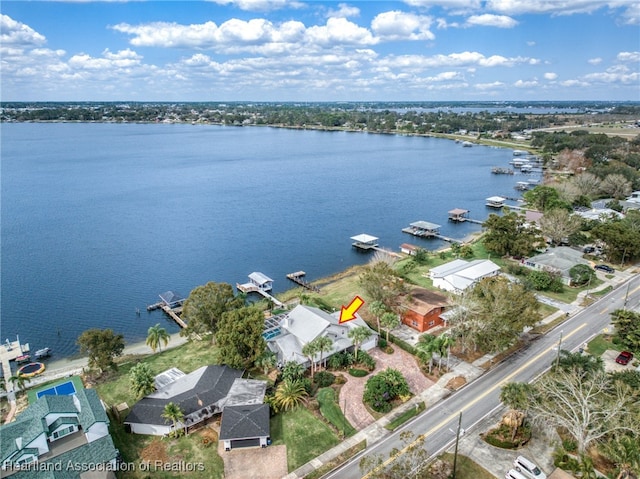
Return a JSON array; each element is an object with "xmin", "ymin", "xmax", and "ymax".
[
  {"xmin": 415, "ymin": 335, "xmax": 439, "ymax": 374},
  {"xmin": 255, "ymin": 351, "xmax": 277, "ymax": 375},
  {"xmin": 273, "ymin": 379, "xmax": 308, "ymax": 411},
  {"xmin": 603, "ymin": 436, "xmax": 640, "ymax": 479},
  {"xmin": 438, "ymin": 333, "xmax": 456, "ymax": 370},
  {"xmin": 368, "ymin": 300, "xmax": 387, "ymax": 334},
  {"xmin": 380, "ymin": 312, "xmax": 400, "ymax": 342},
  {"xmin": 129, "ymin": 362, "xmax": 156, "ymax": 399},
  {"xmin": 500, "ymin": 382, "xmax": 533, "ymax": 440},
  {"xmin": 162, "ymin": 402, "xmax": 184, "ymax": 434},
  {"xmin": 312, "ymin": 336, "xmax": 333, "ymax": 370},
  {"xmin": 348, "ymin": 326, "xmax": 372, "ymax": 361},
  {"xmin": 146, "ymin": 323, "xmax": 170, "ymax": 353},
  {"xmin": 8, "ymin": 374, "xmax": 30, "ymax": 394},
  {"xmin": 281, "ymin": 361, "xmax": 305, "ymax": 382},
  {"xmin": 302, "ymin": 341, "xmax": 319, "ymax": 378}
]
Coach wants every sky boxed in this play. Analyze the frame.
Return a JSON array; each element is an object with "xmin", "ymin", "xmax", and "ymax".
[{"xmin": 1, "ymin": 0, "xmax": 639, "ymax": 102}]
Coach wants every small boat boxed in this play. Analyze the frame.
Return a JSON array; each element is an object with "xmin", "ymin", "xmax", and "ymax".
[
  {"xmin": 34, "ymin": 347, "xmax": 52, "ymax": 359},
  {"xmin": 15, "ymin": 354, "xmax": 31, "ymax": 363}
]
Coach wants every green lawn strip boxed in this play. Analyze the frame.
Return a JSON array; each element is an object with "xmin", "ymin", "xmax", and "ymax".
[
  {"xmin": 165, "ymin": 432, "xmax": 224, "ymax": 479},
  {"xmin": 536, "ymin": 277, "xmax": 604, "ymax": 304},
  {"xmin": 304, "ymin": 440, "xmax": 366, "ymax": 479},
  {"xmin": 587, "ymin": 334, "xmax": 623, "ymax": 357},
  {"xmin": 384, "ymin": 401, "xmax": 425, "ymax": 431},
  {"xmin": 316, "ymin": 387, "xmax": 356, "ymax": 437},
  {"xmin": 437, "ymin": 452, "xmax": 495, "ymax": 479},
  {"xmin": 591, "ymin": 285, "xmax": 613, "ymax": 297},
  {"xmin": 271, "ymin": 407, "xmax": 340, "ymax": 472}
]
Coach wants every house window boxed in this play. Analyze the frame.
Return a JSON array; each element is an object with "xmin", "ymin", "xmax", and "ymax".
[
  {"xmin": 411, "ymin": 320, "xmax": 418, "ymax": 327},
  {"xmin": 428, "ymin": 320, "xmax": 435, "ymax": 327},
  {"xmin": 16, "ymin": 455, "xmax": 35, "ymax": 467},
  {"xmin": 52, "ymin": 425, "xmax": 76, "ymax": 440}
]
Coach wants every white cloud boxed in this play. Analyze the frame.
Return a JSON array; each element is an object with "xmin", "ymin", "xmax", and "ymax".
[
  {"xmin": 588, "ymin": 57, "xmax": 603, "ymax": 65},
  {"xmin": 379, "ymin": 51, "xmax": 535, "ymax": 70},
  {"xmin": 306, "ymin": 17, "xmax": 377, "ymax": 46},
  {"xmin": 371, "ymin": 11, "xmax": 435, "ymax": 40},
  {"xmin": 465, "ymin": 14, "xmax": 518, "ymax": 28},
  {"xmin": 402, "ymin": 0, "xmax": 482, "ymax": 12},
  {"xmin": 475, "ymin": 81, "xmax": 506, "ymax": 90},
  {"xmin": 68, "ymin": 48, "xmax": 143, "ymax": 70},
  {"xmin": 1, "ymin": 14, "xmax": 46, "ymax": 47},
  {"xmin": 544, "ymin": 72, "xmax": 558, "ymax": 80},
  {"xmin": 485, "ymin": 0, "xmax": 639, "ymax": 23},
  {"xmin": 206, "ymin": 0, "xmax": 304, "ymax": 11},
  {"xmin": 584, "ymin": 70, "xmax": 639, "ymax": 84},
  {"xmin": 527, "ymin": 41, "xmax": 536, "ymax": 46},
  {"xmin": 617, "ymin": 51, "xmax": 640, "ymax": 62},
  {"xmin": 514, "ymin": 79, "xmax": 538, "ymax": 87},
  {"xmin": 327, "ymin": 3, "xmax": 360, "ymax": 19}
]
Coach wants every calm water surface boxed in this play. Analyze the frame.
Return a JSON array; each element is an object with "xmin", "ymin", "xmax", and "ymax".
[{"xmin": 1, "ymin": 123, "xmax": 530, "ymax": 358}]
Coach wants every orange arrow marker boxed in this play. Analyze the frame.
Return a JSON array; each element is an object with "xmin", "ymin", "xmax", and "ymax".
[{"xmin": 339, "ymin": 296, "xmax": 365, "ymax": 324}]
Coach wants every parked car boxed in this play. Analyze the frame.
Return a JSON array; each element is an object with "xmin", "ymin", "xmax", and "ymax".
[
  {"xmin": 514, "ymin": 456, "xmax": 547, "ymax": 479},
  {"xmin": 594, "ymin": 264, "xmax": 615, "ymax": 273},
  {"xmin": 506, "ymin": 469, "xmax": 529, "ymax": 479},
  {"xmin": 583, "ymin": 246, "xmax": 595, "ymax": 254},
  {"xmin": 615, "ymin": 351, "xmax": 634, "ymax": 365}
]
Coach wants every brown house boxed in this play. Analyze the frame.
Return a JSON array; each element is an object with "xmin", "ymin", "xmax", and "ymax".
[{"xmin": 401, "ymin": 287, "xmax": 449, "ymax": 333}]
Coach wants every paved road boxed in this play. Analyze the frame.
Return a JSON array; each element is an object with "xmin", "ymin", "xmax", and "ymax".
[{"xmin": 327, "ymin": 274, "xmax": 640, "ymax": 479}]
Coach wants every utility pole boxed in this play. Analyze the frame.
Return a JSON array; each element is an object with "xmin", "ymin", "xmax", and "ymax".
[
  {"xmin": 555, "ymin": 330, "xmax": 563, "ymax": 371},
  {"xmin": 623, "ymin": 282, "xmax": 631, "ymax": 310},
  {"xmin": 452, "ymin": 411, "xmax": 462, "ymax": 479}
]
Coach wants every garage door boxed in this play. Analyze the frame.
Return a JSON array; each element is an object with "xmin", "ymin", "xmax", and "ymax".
[{"xmin": 230, "ymin": 438, "xmax": 260, "ymax": 449}]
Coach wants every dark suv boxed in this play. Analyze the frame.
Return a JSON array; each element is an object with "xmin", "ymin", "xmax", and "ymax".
[{"xmin": 594, "ymin": 264, "xmax": 615, "ymax": 273}]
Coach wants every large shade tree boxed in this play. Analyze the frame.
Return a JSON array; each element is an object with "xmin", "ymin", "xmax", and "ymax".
[
  {"xmin": 215, "ymin": 306, "xmax": 266, "ymax": 369},
  {"xmin": 181, "ymin": 281, "xmax": 245, "ymax": 339},
  {"xmin": 77, "ymin": 328, "xmax": 125, "ymax": 372},
  {"xmin": 539, "ymin": 208, "xmax": 582, "ymax": 246},
  {"xmin": 483, "ymin": 211, "xmax": 544, "ymax": 258}
]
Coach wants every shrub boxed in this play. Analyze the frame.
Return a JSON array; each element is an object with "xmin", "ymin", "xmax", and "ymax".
[
  {"xmin": 327, "ymin": 353, "xmax": 345, "ymax": 370},
  {"xmin": 355, "ymin": 350, "xmax": 376, "ymax": 371},
  {"xmin": 334, "ymin": 375, "xmax": 346, "ymax": 385},
  {"xmin": 377, "ymin": 338, "xmax": 388, "ymax": 349},
  {"xmin": 349, "ymin": 368, "xmax": 368, "ymax": 377},
  {"xmin": 363, "ymin": 368, "xmax": 410, "ymax": 413},
  {"xmin": 314, "ymin": 371, "xmax": 336, "ymax": 388}
]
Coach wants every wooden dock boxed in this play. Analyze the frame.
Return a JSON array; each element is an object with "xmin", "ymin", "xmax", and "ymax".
[
  {"xmin": 161, "ymin": 305, "xmax": 187, "ymax": 328},
  {"xmin": 434, "ymin": 234, "xmax": 463, "ymax": 244},
  {"xmin": 236, "ymin": 283, "xmax": 285, "ymax": 308},
  {"xmin": 1, "ymin": 338, "xmax": 31, "ymax": 393},
  {"xmin": 286, "ymin": 271, "xmax": 320, "ymax": 292},
  {"xmin": 371, "ymin": 246, "xmax": 402, "ymax": 258}
]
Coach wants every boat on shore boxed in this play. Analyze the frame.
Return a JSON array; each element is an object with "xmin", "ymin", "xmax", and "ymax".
[
  {"xmin": 15, "ymin": 354, "xmax": 31, "ymax": 364},
  {"xmin": 34, "ymin": 347, "xmax": 52, "ymax": 359}
]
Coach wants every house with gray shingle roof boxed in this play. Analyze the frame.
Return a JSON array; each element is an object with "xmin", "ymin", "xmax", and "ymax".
[
  {"xmin": 0, "ymin": 388, "xmax": 117, "ymax": 478},
  {"xmin": 124, "ymin": 365, "xmax": 270, "ymax": 450},
  {"xmin": 522, "ymin": 246, "xmax": 590, "ymax": 284},
  {"xmin": 219, "ymin": 404, "xmax": 270, "ymax": 451}
]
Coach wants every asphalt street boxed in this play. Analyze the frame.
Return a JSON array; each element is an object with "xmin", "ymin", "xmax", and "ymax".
[{"xmin": 327, "ymin": 273, "xmax": 640, "ymax": 479}]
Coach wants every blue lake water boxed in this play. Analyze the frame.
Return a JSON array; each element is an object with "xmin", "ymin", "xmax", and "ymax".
[{"xmin": 1, "ymin": 123, "xmax": 533, "ymax": 358}]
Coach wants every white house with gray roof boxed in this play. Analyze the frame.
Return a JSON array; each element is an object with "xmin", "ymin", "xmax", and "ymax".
[
  {"xmin": 267, "ymin": 305, "xmax": 377, "ymax": 367},
  {"xmin": 0, "ymin": 387, "xmax": 117, "ymax": 478},
  {"xmin": 429, "ymin": 259, "xmax": 501, "ymax": 294},
  {"xmin": 522, "ymin": 246, "xmax": 590, "ymax": 284}
]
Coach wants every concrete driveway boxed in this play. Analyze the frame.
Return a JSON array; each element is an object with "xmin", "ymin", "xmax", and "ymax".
[{"xmin": 338, "ymin": 347, "xmax": 434, "ymax": 430}]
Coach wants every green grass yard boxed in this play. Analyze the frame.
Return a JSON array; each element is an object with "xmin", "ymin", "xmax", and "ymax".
[
  {"xmin": 270, "ymin": 407, "xmax": 341, "ymax": 472},
  {"xmin": 316, "ymin": 387, "xmax": 356, "ymax": 437}
]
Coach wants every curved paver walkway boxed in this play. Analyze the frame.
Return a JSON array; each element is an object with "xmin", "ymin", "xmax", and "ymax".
[{"xmin": 338, "ymin": 347, "xmax": 435, "ymax": 431}]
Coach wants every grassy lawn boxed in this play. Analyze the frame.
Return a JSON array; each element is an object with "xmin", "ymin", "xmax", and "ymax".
[
  {"xmin": 385, "ymin": 402, "xmax": 425, "ymax": 431},
  {"xmin": 270, "ymin": 407, "xmax": 340, "ymax": 472},
  {"xmin": 316, "ymin": 387, "xmax": 356, "ymax": 437},
  {"xmin": 587, "ymin": 334, "xmax": 623, "ymax": 357}
]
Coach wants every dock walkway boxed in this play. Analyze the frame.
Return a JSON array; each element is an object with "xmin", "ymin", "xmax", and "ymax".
[
  {"xmin": 286, "ymin": 272, "xmax": 320, "ymax": 292},
  {"xmin": 237, "ymin": 283, "xmax": 285, "ymax": 308}
]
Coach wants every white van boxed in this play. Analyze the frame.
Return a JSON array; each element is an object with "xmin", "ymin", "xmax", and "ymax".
[
  {"xmin": 513, "ymin": 456, "xmax": 547, "ymax": 479},
  {"xmin": 505, "ymin": 469, "xmax": 529, "ymax": 479}
]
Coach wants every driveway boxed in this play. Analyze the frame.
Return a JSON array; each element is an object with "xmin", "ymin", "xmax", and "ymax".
[
  {"xmin": 218, "ymin": 443, "xmax": 288, "ymax": 479},
  {"xmin": 338, "ymin": 347, "xmax": 434, "ymax": 430}
]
